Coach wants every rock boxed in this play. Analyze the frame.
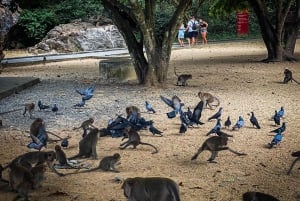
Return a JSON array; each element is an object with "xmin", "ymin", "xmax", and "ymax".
[{"xmin": 29, "ymin": 19, "xmax": 127, "ymax": 54}]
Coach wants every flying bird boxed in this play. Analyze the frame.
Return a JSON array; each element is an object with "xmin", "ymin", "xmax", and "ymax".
[
  {"xmin": 38, "ymin": 100, "xmax": 50, "ymax": 110},
  {"xmin": 249, "ymin": 112, "xmax": 261, "ymax": 129},
  {"xmin": 232, "ymin": 116, "xmax": 244, "ymax": 130},
  {"xmin": 189, "ymin": 101, "xmax": 205, "ymax": 125},
  {"xmin": 145, "ymin": 101, "xmax": 156, "ymax": 113},
  {"xmin": 208, "ymin": 107, "xmax": 223, "ymax": 121},
  {"xmin": 160, "ymin": 95, "xmax": 184, "ymax": 118}
]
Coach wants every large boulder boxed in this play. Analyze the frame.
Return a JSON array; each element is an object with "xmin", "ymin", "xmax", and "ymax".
[{"xmin": 29, "ymin": 20, "xmax": 127, "ymax": 54}]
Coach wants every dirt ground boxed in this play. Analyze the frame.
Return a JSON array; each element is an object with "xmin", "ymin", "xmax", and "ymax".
[{"xmin": 0, "ymin": 40, "xmax": 300, "ymax": 201}]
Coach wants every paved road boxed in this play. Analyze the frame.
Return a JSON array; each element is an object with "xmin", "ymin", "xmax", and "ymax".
[{"xmin": 1, "ymin": 48, "xmax": 131, "ymax": 65}]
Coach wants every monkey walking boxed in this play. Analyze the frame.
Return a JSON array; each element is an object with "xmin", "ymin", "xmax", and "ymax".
[
  {"xmin": 191, "ymin": 136, "xmax": 246, "ymax": 163},
  {"xmin": 174, "ymin": 66, "xmax": 192, "ymax": 86},
  {"xmin": 23, "ymin": 103, "xmax": 35, "ymax": 119},
  {"xmin": 65, "ymin": 153, "xmax": 121, "ymax": 175},
  {"xmin": 287, "ymin": 150, "xmax": 300, "ymax": 175},
  {"xmin": 122, "ymin": 177, "xmax": 181, "ymax": 201},
  {"xmin": 68, "ymin": 128, "xmax": 99, "ymax": 160},
  {"xmin": 198, "ymin": 92, "xmax": 220, "ymax": 110},
  {"xmin": 283, "ymin": 68, "xmax": 300, "ymax": 84},
  {"xmin": 120, "ymin": 126, "xmax": 158, "ymax": 154},
  {"xmin": 73, "ymin": 117, "xmax": 96, "ymax": 138}
]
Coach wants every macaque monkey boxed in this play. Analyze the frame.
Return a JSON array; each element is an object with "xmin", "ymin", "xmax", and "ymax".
[
  {"xmin": 68, "ymin": 128, "xmax": 99, "ymax": 160},
  {"xmin": 66, "ymin": 153, "xmax": 121, "ymax": 175},
  {"xmin": 122, "ymin": 177, "xmax": 181, "ymax": 201},
  {"xmin": 9, "ymin": 164, "xmax": 34, "ymax": 201},
  {"xmin": 3, "ymin": 151, "xmax": 64, "ymax": 177},
  {"xmin": 0, "ymin": 164, "xmax": 9, "ymax": 184},
  {"xmin": 31, "ymin": 164, "xmax": 47, "ymax": 189},
  {"xmin": 243, "ymin": 191, "xmax": 280, "ymax": 201},
  {"xmin": 120, "ymin": 126, "xmax": 158, "ymax": 154},
  {"xmin": 29, "ymin": 118, "xmax": 44, "ymax": 136},
  {"xmin": 23, "ymin": 103, "xmax": 35, "ymax": 119},
  {"xmin": 287, "ymin": 150, "xmax": 300, "ymax": 175},
  {"xmin": 197, "ymin": 92, "xmax": 220, "ymax": 110},
  {"xmin": 191, "ymin": 136, "xmax": 246, "ymax": 163},
  {"xmin": 126, "ymin": 106, "xmax": 141, "ymax": 118},
  {"xmin": 73, "ymin": 117, "xmax": 96, "ymax": 138},
  {"xmin": 283, "ymin": 68, "xmax": 300, "ymax": 84},
  {"xmin": 174, "ymin": 66, "xmax": 192, "ymax": 86}
]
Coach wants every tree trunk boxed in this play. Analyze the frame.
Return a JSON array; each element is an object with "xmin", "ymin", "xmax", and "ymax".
[
  {"xmin": 101, "ymin": 0, "xmax": 192, "ymax": 86},
  {"xmin": 248, "ymin": 0, "xmax": 293, "ymax": 62}
]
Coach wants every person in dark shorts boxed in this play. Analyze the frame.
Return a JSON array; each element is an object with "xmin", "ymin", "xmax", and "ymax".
[{"xmin": 186, "ymin": 16, "xmax": 199, "ymax": 47}]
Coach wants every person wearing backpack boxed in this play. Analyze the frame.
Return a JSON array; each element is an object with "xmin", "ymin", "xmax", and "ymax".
[{"xmin": 186, "ymin": 16, "xmax": 199, "ymax": 47}]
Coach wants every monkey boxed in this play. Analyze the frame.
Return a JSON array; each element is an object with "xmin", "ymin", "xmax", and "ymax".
[
  {"xmin": 191, "ymin": 135, "xmax": 246, "ymax": 163},
  {"xmin": 23, "ymin": 102, "xmax": 35, "ymax": 119},
  {"xmin": 120, "ymin": 126, "xmax": 158, "ymax": 154},
  {"xmin": 287, "ymin": 150, "xmax": 300, "ymax": 175},
  {"xmin": 2, "ymin": 151, "xmax": 64, "ymax": 177},
  {"xmin": 54, "ymin": 145, "xmax": 79, "ymax": 169},
  {"xmin": 27, "ymin": 118, "xmax": 48, "ymax": 150},
  {"xmin": 283, "ymin": 68, "xmax": 300, "ymax": 84},
  {"xmin": 73, "ymin": 117, "xmax": 96, "ymax": 138},
  {"xmin": 198, "ymin": 92, "xmax": 220, "ymax": 110},
  {"xmin": 122, "ymin": 177, "xmax": 181, "ymax": 201},
  {"xmin": 31, "ymin": 164, "xmax": 47, "ymax": 189},
  {"xmin": 174, "ymin": 66, "xmax": 192, "ymax": 86},
  {"xmin": 29, "ymin": 118, "xmax": 44, "ymax": 137},
  {"xmin": 65, "ymin": 153, "xmax": 121, "ymax": 175},
  {"xmin": 68, "ymin": 128, "xmax": 99, "ymax": 160},
  {"xmin": 9, "ymin": 164, "xmax": 34, "ymax": 201},
  {"xmin": 242, "ymin": 191, "xmax": 280, "ymax": 201},
  {"xmin": 0, "ymin": 164, "xmax": 9, "ymax": 184},
  {"xmin": 126, "ymin": 106, "xmax": 141, "ymax": 118}
]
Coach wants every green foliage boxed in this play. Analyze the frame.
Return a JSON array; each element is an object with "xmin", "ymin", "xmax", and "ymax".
[
  {"xmin": 18, "ymin": 9, "xmax": 57, "ymax": 40},
  {"xmin": 17, "ymin": 0, "xmax": 104, "ymax": 44}
]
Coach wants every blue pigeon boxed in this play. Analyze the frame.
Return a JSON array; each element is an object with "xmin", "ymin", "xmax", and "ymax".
[
  {"xmin": 277, "ymin": 106, "xmax": 284, "ymax": 118},
  {"xmin": 73, "ymin": 99, "xmax": 86, "ymax": 107},
  {"xmin": 38, "ymin": 100, "xmax": 50, "ymax": 110},
  {"xmin": 268, "ymin": 129, "xmax": 283, "ymax": 148},
  {"xmin": 52, "ymin": 104, "xmax": 58, "ymax": 114},
  {"xmin": 189, "ymin": 101, "xmax": 205, "ymax": 125},
  {"xmin": 273, "ymin": 110, "xmax": 280, "ymax": 126},
  {"xmin": 249, "ymin": 112, "xmax": 261, "ymax": 129},
  {"xmin": 149, "ymin": 122, "xmax": 163, "ymax": 136},
  {"xmin": 179, "ymin": 123, "xmax": 187, "ymax": 134},
  {"xmin": 206, "ymin": 118, "xmax": 222, "ymax": 136},
  {"xmin": 224, "ymin": 116, "xmax": 231, "ymax": 128},
  {"xmin": 76, "ymin": 85, "xmax": 95, "ymax": 96},
  {"xmin": 61, "ymin": 138, "xmax": 69, "ymax": 148},
  {"xmin": 270, "ymin": 122, "xmax": 286, "ymax": 133},
  {"xmin": 145, "ymin": 101, "xmax": 156, "ymax": 113},
  {"xmin": 160, "ymin": 95, "xmax": 184, "ymax": 118},
  {"xmin": 232, "ymin": 116, "xmax": 244, "ymax": 130},
  {"xmin": 208, "ymin": 107, "xmax": 223, "ymax": 121}
]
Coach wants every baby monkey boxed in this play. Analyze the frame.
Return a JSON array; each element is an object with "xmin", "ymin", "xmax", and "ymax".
[
  {"xmin": 23, "ymin": 103, "xmax": 35, "ymax": 119},
  {"xmin": 198, "ymin": 92, "xmax": 220, "ymax": 110},
  {"xmin": 73, "ymin": 117, "xmax": 96, "ymax": 138}
]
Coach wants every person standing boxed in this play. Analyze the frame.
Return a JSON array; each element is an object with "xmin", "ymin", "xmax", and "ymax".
[
  {"xmin": 186, "ymin": 16, "xmax": 199, "ymax": 47},
  {"xmin": 178, "ymin": 22, "xmax": 185, "ymax": 47},
  {"xmin": 199, "ymin": 19, "xmax": 208, "ymax": 45}
]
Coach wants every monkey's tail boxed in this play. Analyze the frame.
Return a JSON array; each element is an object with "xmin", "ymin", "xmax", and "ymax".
[
  {"xmin": 0, "ymin": 108, "xmax": 23, "ymax": 115},
  {"xmin": 287, "ymin": 157, "xmax": 300, "ymax": 175},
  {"xmin": 228, "ymin": 148, "xmax": 247, "ymax": 156},
  {"xmin": 140, "ymin": 142, "xmax": 158, "ymax": 154},
  {"xmin": 174, "ymin": 65, "xmax": 178, "ymax": 77},
  {"xmin": 292, "ymin": 78, "xmax": 300, "ymax": 84},
  {"xmin": 212, "ymin": 97, "xmax": 220, "ymax": 107}
]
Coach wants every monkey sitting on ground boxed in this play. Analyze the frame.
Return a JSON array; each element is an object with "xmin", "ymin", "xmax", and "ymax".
[
  {"xmin": 73, "ymin": 117, "xmax": 96, "ymax": 138},
  {"xmin": 54, "ymin": 145, "xmax": 80, "ymax": 169},
  {"xmin": 120, "ymin": 126, "xmax": 158, "ymax": 154},
  {"xmin": 2, "ymin": 151, "xmax": 64, "ymax": 177},
  {"xmin": 66, "ymin": 153, "xmax": 121, "ymax": 175},
  {"xmin": 122, "ymin": 177, "xmax": 181, "ymax": 201},
  {"xmin": 283, "ymin": 68, "xmax": 300, "ymax": 84},
  {"xmin": 27, "ymin": 118, "xmax": 48, "ymax": 150},
  {"xmin": 9, "ymin": 164, "xmax": 34, "ymax": 201},
  {"xmin": 23, "ymin": 103, "xmax": 35, "ymax": 119},
  {"xmin": 174, "ymin": 67, "xmax": 192, "ymax": 86},
  {"xmin": 198, "ymin": 92, "xmax": 220, "ymax": 110},
  {"xmin": 191, "ymin": 135, "xmax": 246, "ymax": 163},
  {"xmin": 68, "ymin": 128, "xmax": 99, "ymax": 160}
]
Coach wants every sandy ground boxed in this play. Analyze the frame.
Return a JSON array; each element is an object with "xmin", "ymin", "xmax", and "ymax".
[{"xmin": 0, "ymin": 40, "xmax": 300, "ymax": 201}]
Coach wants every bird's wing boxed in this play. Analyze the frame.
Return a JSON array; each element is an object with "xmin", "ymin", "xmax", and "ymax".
[{"xmin": 160, "ymin": 96, "xmax": 174, "ymax": 108}]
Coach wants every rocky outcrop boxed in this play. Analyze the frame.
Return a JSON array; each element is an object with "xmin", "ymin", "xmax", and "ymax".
[
  {"xmin": 29, "ymin": 20, "xmax": 127, "ymax": 54},
  {"xmin": 0, "ymin": 0, "xmax": 20, "ymax": 72}
]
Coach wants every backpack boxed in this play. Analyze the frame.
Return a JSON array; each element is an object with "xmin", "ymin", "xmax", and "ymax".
[{"xmin": 192, "ymin": 21, "xmax": 197, "ymax": 30}]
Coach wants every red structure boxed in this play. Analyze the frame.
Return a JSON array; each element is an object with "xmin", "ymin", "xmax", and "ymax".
[{"xmin": 237, "ymin": 10, "xmax": 249, "ymax": 36}]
